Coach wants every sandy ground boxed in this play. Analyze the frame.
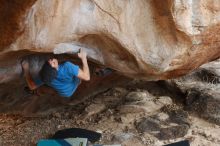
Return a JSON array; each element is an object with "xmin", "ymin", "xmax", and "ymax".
[{"xmin": 0, "ymin": 84, "xmax": 219, "ymax": 146}]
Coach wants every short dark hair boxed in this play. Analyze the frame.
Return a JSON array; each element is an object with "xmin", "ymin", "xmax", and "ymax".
[{"xmin": 40, "ymin": 61, "xmax": 57, "ymax": 84}]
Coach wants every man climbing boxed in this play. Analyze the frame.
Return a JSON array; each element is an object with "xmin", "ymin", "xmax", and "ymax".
[{"xmin": 22, "ymin": 49, "xmax": 90, "ymax": 98}]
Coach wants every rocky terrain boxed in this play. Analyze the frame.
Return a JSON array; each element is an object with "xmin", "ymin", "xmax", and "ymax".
[
  {"xmin": 0, "ymin": 60, "xmax": 219, "ymax": 146},
  {"xmin": 0, "ymin": 1, "xmax": 220, "ymax": 146}
]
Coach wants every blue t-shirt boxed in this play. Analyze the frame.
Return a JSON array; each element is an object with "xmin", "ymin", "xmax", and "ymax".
[{"xmin": 48, "ymin": 61, "xmax": 80, "ymax": 98}]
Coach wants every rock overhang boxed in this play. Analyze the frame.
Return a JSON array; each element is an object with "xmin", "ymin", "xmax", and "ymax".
[{"xmin": 1, "ymin": 0, "xmax": 220, "ymax": 81}]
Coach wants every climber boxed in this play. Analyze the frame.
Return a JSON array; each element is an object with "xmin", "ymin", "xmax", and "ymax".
[
  {"xmin": 22, "ymin": 48, "xmax": 90, "ymax": 98},
  {"xmin": 22, "ymin": 48, "xmax": 113, "ymax": 98}
]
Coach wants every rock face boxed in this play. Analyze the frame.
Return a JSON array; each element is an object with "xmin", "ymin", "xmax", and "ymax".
[
  {"xmin": 1, "ymin": 0, "xmax": 220, "ymax": 113},
  {"xmin": 174, "ymin": 59, "xmax": 220, "ymax": 125},
  {"xmin": 0, "ymin": 0, "xmax": 220, "ymax": 82}
]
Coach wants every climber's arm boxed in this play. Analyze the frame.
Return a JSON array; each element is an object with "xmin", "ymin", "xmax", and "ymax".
[
  {"xmin": 77, "ymin": 49, "xmax": 90, "ymax": 81},
  {"xmin": 21, "ymin": 61, "xmax": 38, "ymax": 90}
]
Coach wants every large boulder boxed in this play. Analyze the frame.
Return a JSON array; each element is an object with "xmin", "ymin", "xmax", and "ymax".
[
  {"xmin": 0, "ymin": 0, "xmax": 220, "ymax": 114},
  {"xmin": 0, "ymin": 0, "xmax": 220, "ymax": 82}
]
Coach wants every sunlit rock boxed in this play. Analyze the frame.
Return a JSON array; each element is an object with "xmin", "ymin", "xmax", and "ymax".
[{"xmin": 0, "ymin": 0, "xmax": 220, "ymax": 81}]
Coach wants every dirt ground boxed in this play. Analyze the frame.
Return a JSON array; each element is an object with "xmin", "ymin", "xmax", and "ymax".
[{"xmin": 0, "ymin": 81, "xmax": 219, "ymax": 146}]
